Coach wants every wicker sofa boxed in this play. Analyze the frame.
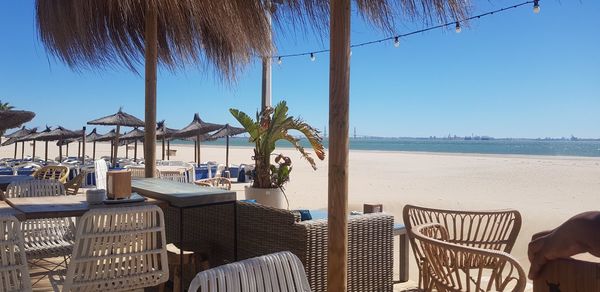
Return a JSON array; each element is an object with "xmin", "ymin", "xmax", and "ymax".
[{"xmin": 163, "ymin": 201, "xmax": 394, "ymax": 292}]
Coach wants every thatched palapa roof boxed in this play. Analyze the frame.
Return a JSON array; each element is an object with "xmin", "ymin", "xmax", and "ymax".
[
  {"xmin": 33, "ymin": 126, "xmax": 82, "ymax": 142},
  {"xmin": 209, "ymin": 124, "xmax": 246, "ymax": 140},
  {"xmin": 156, "ymin": 121, "xmax": 177, "ymax": 139},
  {"xmin": 91, "ymin": 129, "xmax": 117, "ymax": 142},
  {"xmin": 0, "ymin": 110, "xmax": 36, "ymax": 132},
  {"xmin": 88, "ymin": 109, "xmax": 144, "ymax": 127},
  {"xmin": 173, "ymin": 113, "xmax": 222, "ymax": 138},
  {"xmin": 2, "ymin": 127, "xmax": 38, "ymax": 146},
  {"xmin": 120, "ymin": 128, "xmax": 145, "ymax": 142}
]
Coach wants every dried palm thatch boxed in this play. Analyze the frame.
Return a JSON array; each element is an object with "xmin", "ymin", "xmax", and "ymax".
[
  {"xmin": 156, "ymin": 121, "xmax": 177, "ymax": 139},
  {"xmin": 0, "ymin": 110, "xmax": 35, "ymax": 132},
  {"xmin": 33, "ymin": 126, "xmax": 83, "ymax": 142},
  {"xmin": 36, "ymin": 0, "xmax": 470, "ymax": 79},
  {"xmin": 4, "ymin": 126, "xmax": 34, "ymax": 139},
  {"xmin": 92, "ymin": 129, "xmax": 117, "ymax": 142},
  {"xmin": 87, "ymin": 109, "xmax": 144, "ymax": 127},
  {"xmin": 173, "ymin": 113, "xmax": 222, "ymax": 138},
  {"xmin": 209, "ymin": 124, "xmax": 247, "ymax": 140}
]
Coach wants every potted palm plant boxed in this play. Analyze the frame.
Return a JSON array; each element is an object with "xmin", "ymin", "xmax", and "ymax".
[{"xmin": 230, "ymin": 101, "xmax": 325, "ymax": 208}]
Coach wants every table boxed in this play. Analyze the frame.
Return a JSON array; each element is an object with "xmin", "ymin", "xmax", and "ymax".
[
  {"xmin": 5, "ymin": 194, "xmax": 166, "ymax": 220},
  {"xmin": 0, "ymin": 201, "xmax": 25, "ymax": 221},
  {"xmin": 0, "ymin": 175, "xmax": 33, "ymax": 191},
  {"xmin": 131, "ymin": 178, "xmax": 237, "ymax": 291}
]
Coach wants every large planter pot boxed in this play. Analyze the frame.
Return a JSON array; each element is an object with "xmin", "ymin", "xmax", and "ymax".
[{"xmin": 244, "ymin": 186, "xmax": 286, "ymax": 209}]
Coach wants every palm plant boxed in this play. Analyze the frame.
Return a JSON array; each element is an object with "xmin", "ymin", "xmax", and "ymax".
[
  {"xmin": 230, "ymin": 101, "xmax": 325, "ymax": 189},
  {"xmin": 0, "ymin": 101, "xmax": 14, "ymax": 110}
]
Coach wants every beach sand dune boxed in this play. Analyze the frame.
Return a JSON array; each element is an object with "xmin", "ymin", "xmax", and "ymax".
[{"xmin": 3, "ymin": 141, "xmax": 599, "ymax": 283}]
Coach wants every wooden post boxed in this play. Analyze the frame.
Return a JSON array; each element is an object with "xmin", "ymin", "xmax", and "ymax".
[
  {"xmin": 144, "ymin": 4, "xmax": 158, "ymax": 178},
  {"xmin": 226, "ymin": 135, "xmax": 230, "ymax": 170},
  {"xmin": 113, "ymin": 125, "xmax": 120, "ymax": 166},
  {"xmin": 21, "ymin": 142, "xmax": 25, "ymax": 160},
  {"xmin": 194, "ymin": 140, "xmax": 197, "ymax": 163},
  {"xmin": 93, "ymin": 141, "xmax": 96, "ymax": 160},
  {"xmin": 78, "ymin": 141, "xmax": 81, "ymax": 159},
  {"xmin": 134, "ymin": 140, "xmax": 138, "ymax": 162},
  {"xmin": 328, "ymin": 0, "xmax": 351, "ymax": 291},
  {"xmin": 59, "ymin": 144, "xmax": 63, "ymax": 162},
  {"xmin": 125, "ymin": 141, "xmax": 129, "ymax": 159},
  {"xmin": 32, "ymin": 141, "xmax": 36, "ymax": 159},
  {"xmin": 162, "ymin": 137, "xmax": 165, "ymax": 160},
  {"xmin": 167, "ymin": 140, "xmax": 171, "ymax": 160},
  {"xmin": 196, "ymin": 135, "xmax": 201, "ymax": 166},
  {"xmin": 261, "ymin": 0, "xmax": 273, "ymax": 111},
  {"xmin": 81, "ymin": 126, "xmax": 86, "ymax": 163},
  {"xmin": 110, "ymin": 140, "xmax": 114, "ymax": 161},
  {"xmin": 44, "ymin": 141, "xmax": 48, "ymax": 161},
  {"xmin": 66, "ymin": 142, "xmax": 69, "ymax": 157},
  {"xmin": 13, "ymin": 143, "xmax": 17, "ymax": 159}
]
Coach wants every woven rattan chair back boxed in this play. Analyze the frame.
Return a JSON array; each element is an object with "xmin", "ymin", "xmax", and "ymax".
[
  {"xmin": 158, "ymin": 169, "xmax": 189, "ymax": 183},
  {"xmin": 403, "ymin": 204, "xmax": 522, "ymax": 290},
  {"xmin": 32, "ymin": 165, "xmax": 70, "ymax": 183},
  {"xmin": 0, "ymin": 215, "xmax": 32, "ymax": 292},
  {"xmin": 5, "ymin": 179, "xmax": 66, "ymax": 198},
  {"xmin": 125, "ymin": 166, "xmax": 146, "ymax": 178},
  {"xmin": 93, "ymin": 159, "xmax": 108, "ymax": 190},
  {"xmin": 193, "ymin": 177, "xmax": 232, "ymax": 190},
  {"xmin": 412, "ymin": 223, "xmax": 526, "ymax": 292},
  {"xmin": 64, "ymin": 170, "xmax": 87, "ymax": 196},
  {"xmin": 189, "ymin": 251, "xmax": 311, "ymax": 292},
  {"xmin": 56, "ymin": 205, "xmax": 169, "ymax": 291}
]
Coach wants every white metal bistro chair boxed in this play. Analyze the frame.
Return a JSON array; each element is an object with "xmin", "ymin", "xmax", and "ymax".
[
  {"xmin": 0, "ymin": 214, "xmax": 32, "ymax": 292},
  {"xmin": 49, "ymin": 205, "xmax": 169, "ymax": 291},
  {"xmin": 158, "ymin": 168, "xmax": 190, "ymax": 183},
  {"xmin": 93, "ymin": 159, "xmax": 108, "ymax": 190},
  {"xmin": 188, "ymin": 251, "xmax": 311, "ymax": 292}
]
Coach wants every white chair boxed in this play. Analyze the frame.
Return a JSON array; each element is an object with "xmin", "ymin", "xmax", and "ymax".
[
  {"xmin": 158, "ymin": 169, "xmax": 189, "ymax": 183},
  {"xmin": 188, "ymin": 251, "xmax": 311, "ymax": 292},
  {"xmin": 94, "ymin": 159, "xmax": 108, "ymax": 190},
  {"xmin": 215, "ymin": 164, "xmax": 226, "ymax": 178},
  {"xmin": 5, "ymin": 180, "xmax": 75, "ymax": 264},
  {"xmin": 125, "ymin": 165, "xmax": 147, "ymax": 178},
  {"xmin": 49, "ymin": 205, "xmax": 169, "ymax": 291},
  {"xmin": 0, "ymin": 214, "xmax": 32, "ymax": 292}
]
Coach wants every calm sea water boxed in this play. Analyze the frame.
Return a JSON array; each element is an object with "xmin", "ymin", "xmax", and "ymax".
[{"xmin": 173, "ymin": 137, "xmax": 600, "ymax": 158}]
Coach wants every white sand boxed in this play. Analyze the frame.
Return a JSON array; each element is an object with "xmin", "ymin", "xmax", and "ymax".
[{"xmin": 3, "ymin": 140, "xmax": 600, "ymax": 281}]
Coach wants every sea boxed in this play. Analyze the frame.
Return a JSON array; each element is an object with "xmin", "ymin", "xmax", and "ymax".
[{"xmin": 172, "ymin": 137, "xmax": 600, "ymax": 158}]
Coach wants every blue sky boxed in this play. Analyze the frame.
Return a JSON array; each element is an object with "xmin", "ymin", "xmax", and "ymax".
[{"xmin": 0, "ymin": 1, "xmax": 598, "ymax": 139}]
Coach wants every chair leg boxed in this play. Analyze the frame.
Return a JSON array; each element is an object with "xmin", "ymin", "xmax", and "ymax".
[{"xmin": 173, "ymin": 265, "xmax": 181, "ymax": 292}]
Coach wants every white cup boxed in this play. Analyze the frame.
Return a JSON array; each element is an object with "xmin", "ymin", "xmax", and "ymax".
[{"xmin": 86, "ymin": 189, "xmax": 106, "ymax": 204}]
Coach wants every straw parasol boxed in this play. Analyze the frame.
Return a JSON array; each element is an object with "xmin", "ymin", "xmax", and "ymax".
[
  {"xmin": 90, "ymin": 129, "xmax": 117, "ymax": 162},
  {"xmin": 0, "ymin": 110, "xmax": 35, "ymax": 133},
  {"xmin": 84, "ymin": 128, "xmax": 102, "ymax": 160},
  {"xmin": 3, "ymin": 127, "xmax": 36, "ymax": 159},
  {"xmin": 157, "ymin": 121, "xmax": 177, "ymax": 161},
  {"xmin": 208, "ymin": 124, "xmax": 246, "ymax": 170},
  {"xmin": 13, "ymin": 126, "xmax": 50, "ymax": 161},
  {"xmin": 120, "ymin": 128, "xmax": 145, "ymax": 161},
  {"xmin": 34, "ymin": 126, "xmax": 83, "ymax": 162},
  {"xmin": 88, "ymin": 108, "xmax": 144, "ymax": 166},
  {"xmin": 173, "ymin": 113, "xmax": 222, "ymax": 165}
]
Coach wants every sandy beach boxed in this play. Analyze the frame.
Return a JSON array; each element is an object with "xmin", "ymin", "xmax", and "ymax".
[{"xmin": 3, "ymin": 141, "xmax": 600, "ymax": 283}]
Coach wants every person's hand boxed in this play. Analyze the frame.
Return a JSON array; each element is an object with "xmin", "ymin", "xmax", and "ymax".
[{"xmin": 528, "ymin": 228, "xmax": 585, "ymax": 279}]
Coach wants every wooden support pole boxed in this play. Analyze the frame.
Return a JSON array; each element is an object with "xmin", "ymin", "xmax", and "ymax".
[
  {"xmin": 162, "ymin": 137, "xmax": 165, "ymax": 160},
  {"xmin": 45, "ymin": 141, "xmax": 48, "ymax": 162},
  {"xmin": 134, "ymin": 140, "xmax": 138, "ymax": 162},
  {"xmin": 32, "ymin": 141, "xmax": 36, "ymax": 159},
  {"xmin": 66, "ymin": 143, "xmax": 69, "ymax": 157},
  {"xmin": 78, "ymin": 141, "xmax": 81, "ymax": 159},
  {"xmin": 13, "ymin": 143, "xmax": 17, "ymax": 159},
  {"xmin": 125, "ymin": 142, "xmax": 129, "ymax": 159},
  {"xmin": 196, "ymin": 135, "xmax": 201, "ymax": 166},
  {"xmin": 93, "ymin": 141, "xmax": 96, "ymax": 160},
  {"xmin": 110, "ymin": 140, "xmax": 114, "ymax": 161},
  {"xmin": 21, "ymin": 142, "xmax": 25, "ymax": 160},
  {"xmin": 81, "ymin": 126, "xmax": 86, "ymax": 163},
  {"xmin": 261, "ymin": 0, "xmax": 273, "ymax": 111},
  {"xmin": 194, "ymin": 140, "xmax": 197, "ymax": 163},
  {"xmin": 144, "ymin": 4, "xmax": 158, "ymax": 178},
  {"xmin": 327, "ymin": 0, "xmax": 351, "ymax": 291},
  {"xmin": 167, "ymin": 140, "xmax": 171, "ymax": 160},
  {"xmin": 59, "ymin": 145, "xmax": 63, "ymax": 162},
  {"xmin": 113, "ymin": 125, "xmax": 120, "ymax": 166}
]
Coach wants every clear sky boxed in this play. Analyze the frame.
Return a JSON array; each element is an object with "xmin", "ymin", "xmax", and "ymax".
[{"xmin": 0, "ymin": 1, "xmax": 598, "ymax": 139}]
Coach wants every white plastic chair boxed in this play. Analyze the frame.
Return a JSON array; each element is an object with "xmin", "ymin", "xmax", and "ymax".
[
  {"xmin": 188, "ymin": 251, "xmax": 311, "ymax": 292},
  {"xmin": 0, "ymin": 214, "xmax": 32, "ymax": 292},
  {"xmin": 49, "ymin": 205, "xmax": 169, "ymax": 291},
  {"xmin": 125, "ymin": 165, "xmax": 147, "ymax": 178},
  {"xmin": 158, "ymin": 169, "xmax": 189, "ymax": 183},
  {"xmin": 5, "ymin": 180, "xmax": 74, "ymax": 262},
  {"xmin": 94, "ymin": 159, "xmax": 108, "ymax": 190}
]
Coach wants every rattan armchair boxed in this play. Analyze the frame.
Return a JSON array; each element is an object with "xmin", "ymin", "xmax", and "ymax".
[
  {"xmin": 0, "ymin": 214, "xmax": 32, "ymax": 292},
  {"xmin": 64, "ymin": 170, "xmax": 87, "ymax": 195},
  {"xmin": 32, "ymin": 165, "xmax": 70, "ymax": 183},
  {"xmin": 402, "ymin": 204, "xmax": 522, "ymax": 291},
  {"xmin": 412, "ymin": 223, "xmax": 526, "ymax": 292},
  {"xmin": 194, "ymin": 177, "xmax": 232, "ymax": 190}
]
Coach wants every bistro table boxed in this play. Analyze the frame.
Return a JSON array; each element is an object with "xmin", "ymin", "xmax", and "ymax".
[
  {"xmin": 0, "ymin": 175, "xmax": 33, "ymax": 191},
  {"xmin": 131, "ymin": 178, "xmax": 237, "ymax": 292}
]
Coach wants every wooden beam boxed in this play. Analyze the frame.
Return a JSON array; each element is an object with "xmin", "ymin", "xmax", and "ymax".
[
  {"xmin": 113, "ymin": 125, "xmax": 120, "ymax": 166},
  {"xmin": 44, "ymin": 141, "xmax": 48, "ymax": 162},
  {"xmin": 32, "ymin": 141, "xmax": 36, "ymax": 159},
  {"xmin": 81, "ymin": 126, "xmax": 86, "ymax": 163},
  {"xmin": 261, "ymin": 0, "xmax": 273, "ymax": 111},
  {"xmin": 327, "ymin": 0, "xmax": 351, "ymax": 291},
  {"xmin": 144, "ymin": 4, "xmax": 158, "ymax": 178}
]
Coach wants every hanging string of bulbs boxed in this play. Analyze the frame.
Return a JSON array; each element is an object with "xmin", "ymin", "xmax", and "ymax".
[{"xmin": 274, "ymin": 0, "xmax": 540, "ymax": 64}]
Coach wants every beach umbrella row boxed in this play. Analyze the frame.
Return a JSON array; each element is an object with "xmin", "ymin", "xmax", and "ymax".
[
  {"xmin": 173, "ymin": 113, "xmax": 223, "ymax": 166},
  {"xmin": 208, "ymin": 124, "xmax": 246, "ymax": 170},
  {"xmin": 3, "ymin": 126, "xmax": 36, "ymax": 159},
  {"xmin": 87, "ymin": 109, "xmax": 144, "ymax": 166}
]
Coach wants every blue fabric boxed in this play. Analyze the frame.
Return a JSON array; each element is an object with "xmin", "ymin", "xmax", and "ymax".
[
  {"xmin": 296, "ymin": 210, "xmax": 312, "ymax": 221},
  {"xmin": 228, "ymin": 167, "xmax": 239, "ymax": 179},
  {"xmin": 308, "ymin": 209, "xmax": 327, "ymax": 220},
  {"xmin": 240, "ymin": 199, "xmax": 257, "ymax": 203},
  {"xmin": 393, "ymin": 223, "xmax": 405, "ymax": 231},
  {"xmin": 0, "ymin": 168, "xmax": 13, "ymax": 175},
  {"xmin": 237, "ymin": 168, "xmax": 246, "ymax": 182},
  {"xmin": 16, "ymin": 169, "xmax": 34, "ymax": 176}
]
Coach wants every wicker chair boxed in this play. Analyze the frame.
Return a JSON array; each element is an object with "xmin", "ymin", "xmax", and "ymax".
[
  {"xmin": 5, "ymin": 180, "xmax": 75, "ymax": 262},
  {"xmin": 0, "ymin": 214, "xmax": 32, "ymax": 292},
  {"xmin": 32, "ymin": 165, "xmax": 70, "ymax": 183},
  {"xmin": 189, "ymin": 251, "xmax": 311, "ymax": 292},
  {"xmin": 194, "ymin": 177, "xmax": 232, "ymax": 190},
  {"xmin": 49, "ymin": 205, "xmax": 169, "ymax": 291},
  {"xmin": 402, "ymin": 204, "xmax": 522, "ymax": 291},
  {"xmin": 125, "ymin": 165, "xmax": 147, "ymax": 178},
  {"xmin": 412, "ymin": 223, "xmax": 526, "ymax": 292},
  {"xmin": 64, "ymin": 170, "xmax": 87, "ymax": 196}
]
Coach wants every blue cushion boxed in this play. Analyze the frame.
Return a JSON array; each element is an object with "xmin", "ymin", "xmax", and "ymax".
[
  {"xmin": 296, "ymin": 210, "xmax": 312, "ymax": 221},
  {"xmin": 240, "ymin": 199, "xmax": 257, "ymax": 204},
  {"xmin": 308, "ymin": 209, "xmax": 327, "ymax": 220}
]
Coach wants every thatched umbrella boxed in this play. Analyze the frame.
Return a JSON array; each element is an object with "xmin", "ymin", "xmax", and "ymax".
[
  {"xmin": 120, "ymin": 128, "xmax": 145, "ymax": 161},
  {"xmin": 0, "ymin": 110, "xmax": 35, "ymax": 133},
  {"xmin": 173, "ymin": 113, "xmax": 222, "ymax": 166},
  {"xmin": 3, "ymin": 126, "xmax": 36, "ymax": 159},
  {"xmin": 34, "ymin": 126, "xmax": 83, "ymax": 162},
  {"xmin": 157, "ymin": 121, "xmax": 177, "ymax": 161},
  {"xmin": 91, "ymin": 129, "xmax": 117, "ymax": 161},
  {"xmin": 84, "ymin": 128, "xmax": 102, "ymax": 160},
  {"xmin": 88, "ymin": 109, "xmax": 144, "ymax": 166},
  {"xmin": 13, "ymin": 126, "xmax": 50, "ymax": 161},
  {"xmin": 208, "ymin": 124, "xmax": 246, "ymax": 170}
]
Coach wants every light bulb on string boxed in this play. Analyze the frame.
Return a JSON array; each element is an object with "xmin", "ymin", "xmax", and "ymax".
[
  {"xmin": 393, "ymin": 36, "xmax": 400, "ymax": 48},
  {"xmin": 310, "ymin": 53, "xmax": 316, "ymax": 61},
  {"xmin": 533, "ymin": 0, "xmax": 540, "ymax": 13},
  {"xmin": 455, "ymin": 22, "xmax": 462, "ymax": 33},
  {"xmin": 277, "ymin": 57, "xmax": 282, "ymax": 65}
]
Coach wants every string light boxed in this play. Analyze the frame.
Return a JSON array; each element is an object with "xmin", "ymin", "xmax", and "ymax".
[
  {"xmin": 455, "ymin": 22, "xmax": 462, "ymax": 33},
  {"xmin": 271, "ymin": 0, "xmax": 539, "ymax": 61}
]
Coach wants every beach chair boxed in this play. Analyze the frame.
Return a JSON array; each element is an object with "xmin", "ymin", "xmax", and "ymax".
[
  {"xmin": 188, "ymin": 251, "xmax": 311, "ymax": 292},
  {"xmin": 402, "ymin": 204, "xmax": 522, "ymax": 291},
  {"xmin": 49, "ymin": 205, "xmax": 169, "ymax": 291},
  {"xmin": 64, "ymin": 169, "xmax": 87, "ymax": 195},
  {"xmin": 194, "ymin": 177, "xmax": 232, "ymax": 190},
  {"xmin": 158, "ymin": 169, "xmax": 189, "ymax": 183},
  {"xmin": 0, "ymin": 214, "xmax": 32, "ymax": 292},
  {"xmin": 32, "ymin": 165, "xmax": 70, "ymax": 183},
  {"xmin": 125, "ymin": 165, "xmax": 147, "ymax": 178},
  {"xmin": 93, "ymin": 159, "xmax": 108, "ymax": 190},
  {"xmin": 412, "ymin": 223, "xmax": 526, "ymax": 292}
]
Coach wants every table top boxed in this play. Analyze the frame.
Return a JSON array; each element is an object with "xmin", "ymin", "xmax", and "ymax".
[
  {"xmin": 4, "ymin": 194, "xmax": 166, "ymax": 220},
  {"xmin": 0, "ymin": 201, "xmax": 25, "ymax": 221},
  {"xmin": 131, "ymin": 178, "xmax": 236, "ymax": 208}
]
